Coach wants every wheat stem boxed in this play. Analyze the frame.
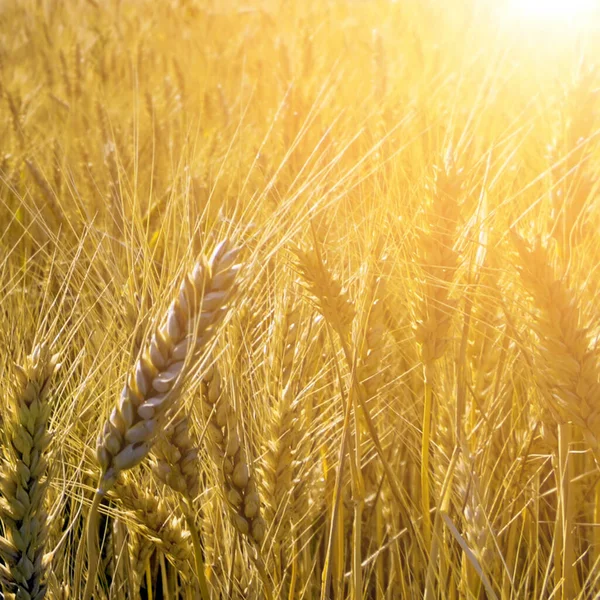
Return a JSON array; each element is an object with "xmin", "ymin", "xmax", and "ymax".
[
  {"xmin": 184, "ymin": 499, "xmax": 211, "ymax": 600},
  {"xmin": 557, "ymin": 423, "xmax": 578, "ymax": 600},
  {"xmin": 421, "ymin": 365, "xmax": 433, "ymax": 548},
  {"xmin": 82, "ymin": 490, "xmax": 103, "ymax": 600}
]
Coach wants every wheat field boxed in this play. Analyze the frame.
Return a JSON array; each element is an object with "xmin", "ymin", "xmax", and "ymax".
[{"xmin": 1, "ymin": 0, "xmax": 600, "ymax": 598}]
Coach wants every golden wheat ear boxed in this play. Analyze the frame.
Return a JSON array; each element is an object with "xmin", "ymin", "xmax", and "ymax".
[
  {"xmin": 200, "ymin": 361, "xmax": 267, "ymax": 546},
  {"xmin": 112, "ymin": 475, "xmax": 194, "ymax": 589},
  {"xmin": 96, "ymin": 239, "xmax": 242, "ymax": 494},
  {"xmin": 293, "ymin": 246, "xmax": 355, "ymax": 336},
  {"xmin": 0, "ymin": 343, "xmax": 60, "ymax": 600}
]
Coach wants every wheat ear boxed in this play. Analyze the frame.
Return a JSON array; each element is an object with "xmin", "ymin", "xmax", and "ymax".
[
  {"xmin": 512, "ymin": 232, "xmax": 593, "ymax": 598},
  {"xmin": 152, "ymin": 413, "xmax": 200, "ymax": 500},
  {"xmin": 84, "ymin": 240, "xmax": 241, "ymax": 600},
  {"xmin": 455, "ymin": 451, "xmax": 493, "ymax": 598},
  {"xmin": 113, "ymin": 476, "xmax": 194, "ymax": 590},
  {"xmin": 293, "ymin": 247, "xmax": 355, "ymax": 336},
  {"xmin": 200, "ymin": 362, "xmax": 266, "ymax": 546},
  {"xmin": 262, "ymin": 299, "xmax": 302, "ymax": 533},
  {"xmin": 199, "ymin": 361, "xmax": 273, "ymax": 598},
  {"xmin": 513, "ymin": 233, "xmax": 600, "ymax": 456},
  {"xmin": 262, "ymin": 386, "xmax": 296, "ymax": 537},
  {"xmin": 152, "ymin": 414, "xmax": 210, "ymax": 600},
  {"xmin": 294, "ymin": 245, "xmax": 394, "ymax": 600},
  {"xmin": 96, "ymin": 240, "xmax": 241, "ymax": 493},
  {"xmin": 0, "ymin": 344, "xmax": 59, "ymax": 600}
]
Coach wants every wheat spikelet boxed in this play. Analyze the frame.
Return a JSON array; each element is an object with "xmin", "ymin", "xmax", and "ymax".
[
  {"xmin": 95, "ymin": 240, "xmax": 241, "ymax": 494},
  {"xmin": 199, "ymin": 361, "xmax": 266, "ymax": 546},
  {"xmin": 0, "ymin": 343, "xmax": 59, "ymax": 600}
]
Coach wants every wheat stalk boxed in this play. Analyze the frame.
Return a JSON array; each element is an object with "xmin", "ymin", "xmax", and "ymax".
[{"xmin": 85, "ymin": 240, "xmax": 241, "ymax": 600}]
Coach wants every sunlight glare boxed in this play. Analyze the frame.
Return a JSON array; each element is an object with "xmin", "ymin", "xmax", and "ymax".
[{"xmin": 509, "ymin": 0, "xmax": 597, "ymax": 22}]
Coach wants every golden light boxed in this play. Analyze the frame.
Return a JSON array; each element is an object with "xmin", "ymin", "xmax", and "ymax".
[{"xmin": 508, "ymin": 0, "xmax": 597, "ymax": 22}]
